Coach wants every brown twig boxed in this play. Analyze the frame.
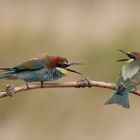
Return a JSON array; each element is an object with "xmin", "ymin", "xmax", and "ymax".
[{"xmin": 0, "ymin": 78, "xmax": 140, "ymax": 98}]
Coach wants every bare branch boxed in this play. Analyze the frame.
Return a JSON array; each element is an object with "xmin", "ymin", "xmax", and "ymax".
[{"xmin": 0, "ymin": 78, "xmax": 140, "ymax": 98}]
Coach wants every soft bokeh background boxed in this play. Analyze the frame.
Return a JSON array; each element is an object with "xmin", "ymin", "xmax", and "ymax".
[{"xmin": 0, "ymin": 0, "xmax": 140, "ymax": 140}]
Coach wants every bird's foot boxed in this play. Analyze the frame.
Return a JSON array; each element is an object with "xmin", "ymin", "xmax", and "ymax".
[
  {"xmin": 41, "ymin": 81, "xmax": 44, "ymax": 88},
  {"xmin": 4, "ymin": 84, "xmax": 15, "ymax": 98},
  {"xmin": 134, "ymin": 87, "xmax": 138, "ymax": 91},
  {"xmin": 75, "ymin": 77, "xmax": 92, "ymax": 88},
  {"xmin": 24, "ymin": 82, "xmax": 30, "ymax": 90}
]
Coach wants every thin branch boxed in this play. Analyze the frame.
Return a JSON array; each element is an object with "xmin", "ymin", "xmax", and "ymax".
[{"xmin": 0, "ymin": 78, "xmax": 140, "ymax": 98}]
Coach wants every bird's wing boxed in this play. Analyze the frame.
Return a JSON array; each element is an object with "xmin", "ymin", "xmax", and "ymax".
[{"xmin": 14, "ymin": 59, "xmax": 46, "ymax": 72}]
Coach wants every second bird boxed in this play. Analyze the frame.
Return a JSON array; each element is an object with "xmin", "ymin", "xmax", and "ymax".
[{"xmin": 105, "ymin": 49, "xmax": 140, "ymax": 108}]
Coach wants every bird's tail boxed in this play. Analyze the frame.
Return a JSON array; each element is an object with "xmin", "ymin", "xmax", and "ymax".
[
  {"xmin": 0, "ymin": 67, "xmax": 14, "ymax": 72},
  {"xmin": 0, "ymin": 72, "xmax": 17, "ymax": 79},
  {"xmin": 105, "ymin": 91, "xmax": 129, "ymax": 108}
]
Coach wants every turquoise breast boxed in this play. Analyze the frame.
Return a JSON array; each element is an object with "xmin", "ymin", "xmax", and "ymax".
[{"xmin": 18, "ymin": 68, "xmax": 64, "ymax": 82}]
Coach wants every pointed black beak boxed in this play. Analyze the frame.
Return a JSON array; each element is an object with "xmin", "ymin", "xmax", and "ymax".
[
  {"xmin": 117, "ymin": 49, "xmax": 135, "ymax": 62},
  {"xmin": 69, "ymin": 62, "xmax": 83, "ymax": 66},
  {"xmin": 66, "ymin": 68, "xmax": 82, "ymax": 75},
  {"xmin": 116, "ymin": 58, "xmax": 129, "ymax": 62},
  {"xmin": 118, "ymin": 49, "xmax": 130, "ymax": 56},
  {"xmin": 59, "ymin": 62, "xmax": 82, "ymax": 68},
  {"xmin": 64, "ymin": 62, "xmax": 82, "ymax": 75},
  {"xmin": 56, "ymin": 62, "xmax": 82, "ymax": 75}
]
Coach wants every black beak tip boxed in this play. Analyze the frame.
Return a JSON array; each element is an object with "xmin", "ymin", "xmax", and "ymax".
[
  {"xmin": 69, "ymin": 63, "xmax": 83, "ymax": 66},
  {"xmin": 116, "ymin": 60, "xmax": 122, "ymax": 62},
  {"xmin": 66, "ymin": 68, "xmax": 82, "ymax": 75},
  {"xmin": 116, "ymin": 58, "xmax": 129, "ymax": 62},
  {"xmin": 116, "ymin": 60, "xmax": 120, "ymax": 62},
  {"xmin": 117, "ymin": 49, "xmax": 126, "ymax": 54},
  {"xmin": 117, "ymin": 49, "xmax": 121, "ymax": 52}
]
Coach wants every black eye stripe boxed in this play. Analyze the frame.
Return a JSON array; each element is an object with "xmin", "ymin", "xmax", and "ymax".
[
  {"xmin": 127, "ymin": 54, "xmax": 136, "ymax": 59},
  {"xmin": 56, "ymin": 63, "xmax": 69, "ymax": 68},
  {"xmin": 131, "ymin": 55, "xmax": 136, "ymax": 59},
  {"xmin": 133, "ymin": 56, "xmax": 136, "ymax": 60}
]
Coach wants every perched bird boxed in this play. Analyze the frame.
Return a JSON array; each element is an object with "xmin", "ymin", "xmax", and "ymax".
[
  {"xmin": 105, "ymin": 49, "xmax": 140, "ymax": 108},
  {"xmin": 0, "ymin": 55, "xmax": 82, "ymax": 89}
]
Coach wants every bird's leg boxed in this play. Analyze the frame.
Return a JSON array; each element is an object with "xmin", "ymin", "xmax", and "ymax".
[
  {"xmin": 75, "ymin": 77, "xmax": 92, "ymax": 88},
  {"xmin": 134, "ymin": 86, "xmax": 138, "ymax": 91},
  {"xmin": 41, "ymin": 81, "xmax": 44, "ymax": 88},
  {"xmin": 25, "ymin": 82, "xmax": 30, "ymax": 90}
]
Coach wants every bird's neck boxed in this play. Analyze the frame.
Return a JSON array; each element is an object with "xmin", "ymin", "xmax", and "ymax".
[{"xmin": 42, "ymin": 55, "xmax": 59, "ymax": 69}]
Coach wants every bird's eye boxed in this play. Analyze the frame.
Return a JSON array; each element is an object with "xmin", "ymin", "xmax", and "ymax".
[
  {"xmin": 56, "ymin": 63, "xmax": 62, "ymax": 67},
  {"xmin": 128, "ymin": 54, "xmax": 136, "ymax": 60},
  {"xmin": 132, "ymin": 56, "xmax": 136, "ymax": 60},
  {"xmin": 56, "ymin": 62, "xmax": 69, "ymax": 68},
  {"xmin": 130, "ymin": 55, "xmax": 136, "ymax": 60}
]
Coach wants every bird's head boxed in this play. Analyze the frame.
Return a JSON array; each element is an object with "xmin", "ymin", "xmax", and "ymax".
[
  {"xmin": 117, "ymin": 49, "xmax": 140, "ymax": 63},
  {"xmin": 45, "ymin": 55, "xmax": 82, "ymax": 76}
]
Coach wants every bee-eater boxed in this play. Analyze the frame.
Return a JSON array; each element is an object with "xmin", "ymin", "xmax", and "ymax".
[
  {"xmin": 0, "ymin": 55, "xmax": 82, "ymax": 88},
  {"xmin": 105, "ymin": 49, "xmax": 140, "ymax": 108}
]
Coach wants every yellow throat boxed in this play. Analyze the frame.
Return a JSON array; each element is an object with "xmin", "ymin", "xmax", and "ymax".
[
  {"xmin": 127, "ymin": 59, "xmax": 134, "ymax": 63},
  {"xmin": 56, "ymin": 67, "xmax": 68, "ymax": 76}
]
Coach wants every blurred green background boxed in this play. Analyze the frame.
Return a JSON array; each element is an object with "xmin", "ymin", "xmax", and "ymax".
[{"xmin": 0, "ymin": 0, "xmax": 140, "ymax": 140}]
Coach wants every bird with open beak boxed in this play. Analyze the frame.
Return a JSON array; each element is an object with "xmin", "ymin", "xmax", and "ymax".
[
  {"xmin": 105, "ymin": 49, "xmax": 140, "ymax": 108},
  {"xmin": 0, "ymin": 54, "xmax": 82, "ymax": 89}
]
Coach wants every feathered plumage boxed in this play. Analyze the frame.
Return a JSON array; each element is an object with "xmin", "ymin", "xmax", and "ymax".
[
  {"xmin": 105, "ymin": 50, "xmax": 140, "ymax": 108},
  {"xmin": 0, "ymin": 54, "xmax": 81, "ymax": 88}
]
